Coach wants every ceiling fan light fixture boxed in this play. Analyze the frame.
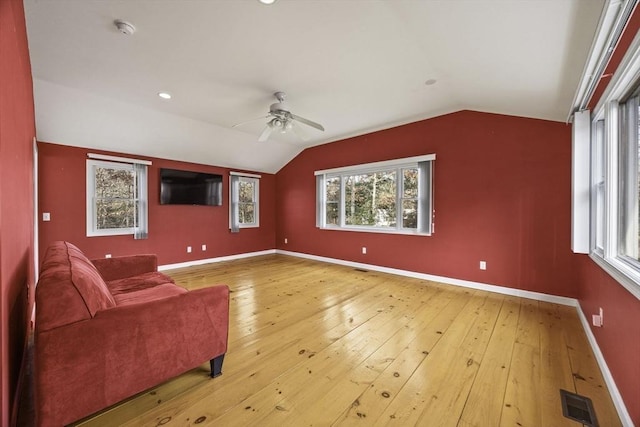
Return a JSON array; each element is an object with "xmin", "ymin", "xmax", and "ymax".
[{"xmin": 236, "ymin": 91, "xmax": 324, "ymax": 142}]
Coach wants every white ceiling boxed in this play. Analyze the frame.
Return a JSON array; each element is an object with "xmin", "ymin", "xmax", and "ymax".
[{"xmin": 24, "ymin": 0, "xmax": 604, "ymax": 174}]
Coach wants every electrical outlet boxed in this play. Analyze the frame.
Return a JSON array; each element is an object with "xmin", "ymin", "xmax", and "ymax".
[
  {"xmin": 187, "ymin": 246, "xmax": 192, "ymax": 253},
  {"xmin": 202, "ymin": 244, "xmax": 207, "ymax": 251},
  {"xmin": 479, "ymin": 261, "xmax": 487, "ymax": 270},
  {"xmin": 592, "ymin": 314, "xmax": 602, "ymax": 327},
  {"xmin": 284, "ymin": 238, "xmax": 288, "ymax": 244},
  {"xmin": 362, "ymin": 247, "xmax": 367, "ymax": 254},
  {"xmin": 105, "ymin": 254, "xmax": 112, "ymax": 258},
  {"xmin": 42, "ymin": 212, "xmax": 50, "ymax": 221}
]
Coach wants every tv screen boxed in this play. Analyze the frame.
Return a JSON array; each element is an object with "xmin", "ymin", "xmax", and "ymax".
[{"xmin": 160, "ymin": 168, "xmax": 223, "ymax": 206}]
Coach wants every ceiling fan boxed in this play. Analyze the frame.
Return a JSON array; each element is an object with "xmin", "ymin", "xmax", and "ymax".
[{"xmin": 233, "ymin": 92, "xmax": 324, "ymax": 142}]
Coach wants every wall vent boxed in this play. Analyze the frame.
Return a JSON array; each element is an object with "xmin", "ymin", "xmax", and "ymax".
[{"xmin": 560, "ymin": 389, "xmax": 598, "ymax": 427}]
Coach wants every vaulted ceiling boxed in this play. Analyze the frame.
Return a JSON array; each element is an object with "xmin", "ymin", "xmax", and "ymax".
[{"xmin": 24, "ymin": 0, "xmax": 604, "ymax": 173}]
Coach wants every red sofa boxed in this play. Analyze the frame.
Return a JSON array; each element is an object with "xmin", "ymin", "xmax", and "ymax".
[{"xmin": 34, "ymin": 241, "xmax": 229, "ymax": 426}]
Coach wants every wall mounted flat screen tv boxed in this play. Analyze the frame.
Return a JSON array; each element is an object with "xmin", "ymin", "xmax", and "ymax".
[{"xmin": 160, "ymin": 168, "xmax": 223, "ymax": 206}]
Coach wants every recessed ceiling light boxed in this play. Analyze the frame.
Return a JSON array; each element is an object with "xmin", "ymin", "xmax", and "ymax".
[
  {"xmin": 114, "ymin": 20, "xmax": 136, "ymax": 36},
  {"xmin": 158, "ymin": 92, "xmax": 172, "ymax": 99},
  {"xmin": 258, "ymin": 0, "xmax": 277, "ymax": 4}
]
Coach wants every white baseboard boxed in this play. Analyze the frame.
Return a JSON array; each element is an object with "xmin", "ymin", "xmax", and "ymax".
[
  {"xmin": 158, "ymin": 249, "xmax": 276, "ymax": 271},
  {"xmin": 575, "ymin": 303, "xmax": 634, "ymax": 427},
  {"xmin": 276, "ymin": 249, "xmax": 578, "ymax": 306}
]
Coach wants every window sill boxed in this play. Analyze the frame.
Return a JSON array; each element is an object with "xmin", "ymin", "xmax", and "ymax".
[
  {"xmin": 319, "ymin": 226, "xmax": 431, "ymax": 237},
  {"xmin": 87, "ymin": 228, "xmax": 134, "ymax": 237},
  {"xmin": 589, "ymin": 252, "xmax": 640, "ymax": 300}
]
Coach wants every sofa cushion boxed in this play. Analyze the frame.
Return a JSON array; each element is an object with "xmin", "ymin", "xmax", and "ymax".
[
  {"xmin": 112, "ymin": 283, "xmax": 187, "ymax": 307},
  {"xmin": 107, "ymin": 271, "xmax": 175, "ymax": 296},
  {"xmin": 36, "ymin": 242, "xmax": 116, "ymax": 331}
]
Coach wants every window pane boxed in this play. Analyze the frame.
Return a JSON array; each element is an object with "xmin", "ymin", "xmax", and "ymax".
[
  {"xmin": 239, "ymin": 202, "xmax": 255, "ymax": 224},
  {"xmin": 96, "ymin": 200, "xmax": 136, "ymax": 229},
  {"xmin": 596, "ymin": 184, "xmax": 605, "ymax": 249},
  {"xmin": 344, "ymin": 171, "xmax": 397, "ymax": 227},
  {"xmin": 403, "ymin": 168, "xmax": 418, "ymax": 198},
  {"xmin": 239, "ymin": 181, "xmax": 255, "ymax": 203},
  {"xmin": 402, "ymin": 199, "xmax": 417, "ymax": 228},
  {"xmin": 594, "ymin": 120, "xmax": 605, "ymax": 250},
  {"xmin": 326, "ymin": 201, "xmax": 339, "ymax": 225},
  {"xmin": 94, "ymin": 166, "xmax": 137, "ymax": 230},
  {"xmin": 619, "ymin": 97, "xmax": 640, "ymax": 261},
  {"xmin": 95, "ymin": 167, "xmax": 135, "ymax": 198},
  {"xmin": 326, "ymin": 177, "xmax": 340, "ymax": 202}
]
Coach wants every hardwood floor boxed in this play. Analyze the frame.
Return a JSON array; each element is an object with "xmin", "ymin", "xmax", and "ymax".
[{"xmin": 74, "ymin": 254, "xmax": 621, "ymax": 426}]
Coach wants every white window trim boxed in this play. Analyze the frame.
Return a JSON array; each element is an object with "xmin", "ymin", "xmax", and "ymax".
[
  {"xmin": 87, "ymin": 152, "xmax": 152, "ymax": 165},
  {"xmin": 86, "ymin": 159, "xmax": 148, "ymax": 237},
  {"xmin": 568, "ymin": 0, "xmax": 637, "ymax": 119},
  {"xmin": 314, "ymin": 154, "xmax": 435, "ymax": 176},
  {"xmin": 315, "ymin": 155, "xmax": 435, "ymax": 236},
  {"xmin": 587, "ymin": 26, "xmax": 640, "ymax": 300},
  {"xmin": 590, "ymin": 118, "xmax": 605, "ymax": 257}
]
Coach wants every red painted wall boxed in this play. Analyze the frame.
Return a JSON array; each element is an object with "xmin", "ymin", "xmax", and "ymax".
[
  {"xmin": 276, "ymin": 110, "xmax": 577, "ymax": 298},
  {"xmin": 0, "ymin": 0, "xmax": 36, "ymax": 424},
  {"xmin": 38, "ymin": 142, "xmax": 275, "ymax": 265}
]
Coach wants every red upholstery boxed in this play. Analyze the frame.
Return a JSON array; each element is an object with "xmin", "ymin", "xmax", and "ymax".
[{"xmin": 34, "ymin": 241, "xmax": 229, "ymax": 427}]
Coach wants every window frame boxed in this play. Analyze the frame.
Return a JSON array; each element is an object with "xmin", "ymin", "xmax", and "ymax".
[
  {"xmin": 591, "ymin": 118, "xmax": 605, "ymax": 256},
  {"xmin": 229, "ymin": 172, "xmax": 261, "ymax": 231},
  {"xmin": 237, "ymin": 176, "xmax": 260, "ymax": 228},
  {"xmin": 315, "ymin": 154, "xmax": 435, "ymax": 236},
  {"xmin": 86, "ymin": 158, "xmax": 148, "ymax": 237},
  {"xmin": 588, "ymin": 31, "xmax": 640, "ymax": 300}
]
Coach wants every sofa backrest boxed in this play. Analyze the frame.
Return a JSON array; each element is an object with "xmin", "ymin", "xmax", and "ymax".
[{"xmin": 36, "ymin": 241, "xmax": 116, "ymax": 332}]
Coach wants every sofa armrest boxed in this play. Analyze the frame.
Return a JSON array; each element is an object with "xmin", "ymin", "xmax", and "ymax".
[
  {"xmin": 90, "ymin": 254, "xmax": 158, "ymax": 281},
  {"xmin": 35, "ymin": 284, "xmax": 229, "ymax": 426}
]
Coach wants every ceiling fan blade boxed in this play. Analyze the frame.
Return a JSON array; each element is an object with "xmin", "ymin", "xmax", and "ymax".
[
  {"xmin": 232, "ymin": 115, "xmax": 269, "ymax": 128},
  {"xmin": 258, "ymin": 125, "xmax": 273, "ymax": 142},
  {"xmin": 290, "ymin": 113, "xmax": 325, "ymax": 132},
  {"xmin": 291, "ymin": 123, "xmax": 309, "ymax": 142}
]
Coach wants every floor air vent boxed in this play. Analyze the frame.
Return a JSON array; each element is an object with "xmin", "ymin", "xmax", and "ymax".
[
  {"xmin": 354, "ymin": 268, "xmax": 368, "ymax": 272},
  {"xmin": 560, "ymin": 389, "xmax": 598, "ymax": 426}
]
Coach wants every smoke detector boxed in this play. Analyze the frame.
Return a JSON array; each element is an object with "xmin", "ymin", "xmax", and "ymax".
[{"xmin": 114, "ymin": 20, "xmax": 136, "ymax": 35}]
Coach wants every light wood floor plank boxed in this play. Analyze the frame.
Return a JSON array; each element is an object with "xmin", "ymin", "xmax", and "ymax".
[
  {"xmin": 500, "ymin": 299, "xmax": 542, "ymax": 427},
  {"xmin": 538, "ymin": 302, "xmax": 577, "ymax": 427},
  {"xmin": 457, "ymin": 296, "xmax": 521, "ymax": 427},
  {"xmin": 71, "ymin": 255, "xmax": 622, "ymax": 427}
]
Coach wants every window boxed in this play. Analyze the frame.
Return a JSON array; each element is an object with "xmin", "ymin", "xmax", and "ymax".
[
  {"xmin": 86, "ymin": 157, "xmax": 148, "ymax": 238},
  {"xmin": 618, "ymin": 93, "xmax": 640, "ymax": 263},
  {"xmin": 230, "ymin": 173, "xmax": 260, "ymax": 231},
  {"xmin": 587, "ymin": 38, "xmax": 640, "ymax": 299},
  {"xmin": 315, "ymin": 155, "xmax": 434, "ymax": 235}
]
